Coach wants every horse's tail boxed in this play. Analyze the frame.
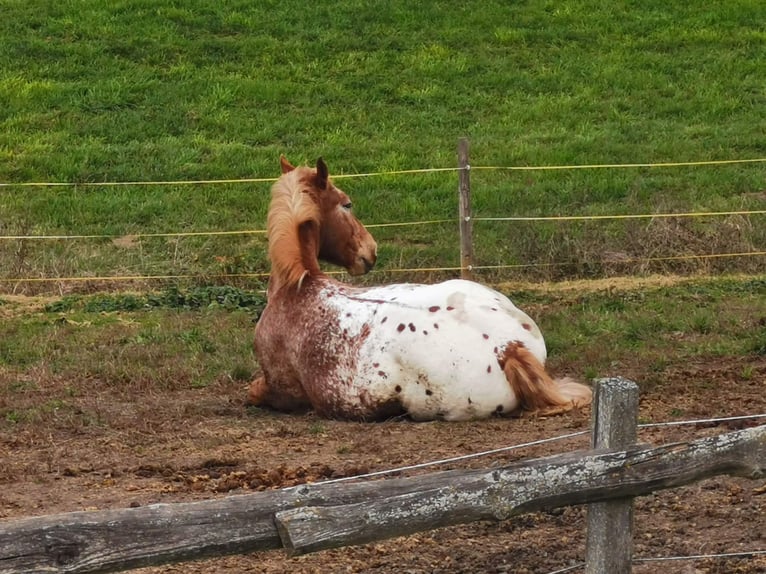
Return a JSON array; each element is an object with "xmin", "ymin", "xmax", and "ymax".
[{"xmin": 500, "ymin": 342, "xmax": 592, "ymax": 415}]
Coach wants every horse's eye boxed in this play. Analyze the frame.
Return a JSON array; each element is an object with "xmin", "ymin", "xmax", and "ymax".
[{"xmin": 342, "ymin": 202, "xmax": 353, "ymax": 210}]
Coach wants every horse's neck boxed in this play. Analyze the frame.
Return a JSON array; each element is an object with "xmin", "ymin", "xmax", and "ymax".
[
  {"xmin": 269, "ymin": 222, "xmax": 322, "ymax": 291},
  {"xmin": 269, "ymin": 220, "xmax": 322, "ymax": 292}
]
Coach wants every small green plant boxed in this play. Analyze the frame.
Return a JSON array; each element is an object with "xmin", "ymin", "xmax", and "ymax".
[
  {"xmin": 583, "ymin": 366, "xmax": 599, "ymax": 381},
  {"xmin": 689, "ymin": 312, "xmax": 714, "ymax": 335},
  {"xmin": 750, "ymin": 323, "xmax": 766, "ymax": 356},
  {"xmin": 229, "ymin": 365, "xmax": 253, "ymax": 383},
  {"xmin": 8, "ymin": 380, "xmax": 38, "ymax": 392},
  {"xmin": 179, "ymin": 328, "xmax": 217, "ymax": 354},
  {"xmin": 4, "ymin": 410, "xmax": 22, "ymax": 423}
]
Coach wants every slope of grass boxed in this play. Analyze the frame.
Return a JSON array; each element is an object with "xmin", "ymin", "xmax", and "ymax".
[{"xmin": 1, "ymin": 1, "xmax": 765, "ymax": 291}]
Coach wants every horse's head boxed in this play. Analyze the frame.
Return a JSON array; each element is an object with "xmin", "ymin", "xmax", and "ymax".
[{"xmin": 278, "ymin": 156, "xmax": 377, "ymax": 276}]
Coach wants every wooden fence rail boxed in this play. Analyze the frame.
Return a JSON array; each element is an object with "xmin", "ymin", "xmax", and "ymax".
[{"xmin": 1, "ymin": 379, "xmax": 764, "ymax": 574}]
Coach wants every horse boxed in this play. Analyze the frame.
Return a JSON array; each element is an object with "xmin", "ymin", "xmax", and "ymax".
[{"xmin": 248, "ymin": 157, "xmax": 592, "ymax": 421}]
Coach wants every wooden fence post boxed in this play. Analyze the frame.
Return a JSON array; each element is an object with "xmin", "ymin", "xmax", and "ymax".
[
  {"xmin": 457, "ymin": 137, "xmax": 473, "ymax": 280},
  {"xmin": 585, "ymin": 377, "xmax": 639, "ymax": 573}
]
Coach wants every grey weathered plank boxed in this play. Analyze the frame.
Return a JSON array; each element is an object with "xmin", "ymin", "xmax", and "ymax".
[
  {"xmin": 1, "ymin": 425, "xmax": 764, "ymax": 572},
  {"xmin": 275, "ymin": 424, "xmax": 765, "ymax": 556}
]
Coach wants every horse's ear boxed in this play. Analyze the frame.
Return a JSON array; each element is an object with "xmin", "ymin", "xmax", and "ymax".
[
  {"xmin": 280, "ymin": 155, "xmax": 295, "ymax": 174},
  {"xmin": 315, "ymin": 157, "xmax": 329, "ymax": 188}
]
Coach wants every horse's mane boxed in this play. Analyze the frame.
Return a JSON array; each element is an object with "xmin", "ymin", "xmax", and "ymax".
[{"xmin": 267, "ymin": 167, "xmax": 322, "ymax": 290}]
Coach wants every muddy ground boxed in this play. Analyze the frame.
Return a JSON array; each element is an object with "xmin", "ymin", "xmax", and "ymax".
[{"xmin": 1, "ymin": 350, "xmax": 765, "ymax": 574}]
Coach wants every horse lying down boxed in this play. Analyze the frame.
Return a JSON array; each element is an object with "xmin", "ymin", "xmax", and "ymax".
[{"xmin": 248, "ymin": 157, "xmax": 592, "ymax": 421}]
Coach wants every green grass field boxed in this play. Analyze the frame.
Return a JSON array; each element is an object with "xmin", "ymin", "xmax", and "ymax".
[{"xmin": 1, "ymin": 1, "xmax": 765, "ymax": 292}]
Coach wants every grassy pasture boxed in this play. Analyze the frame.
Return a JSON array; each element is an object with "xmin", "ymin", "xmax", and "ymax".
[{"xmin": 1, "ymin": 1, "xmax": 765, "ymax": 291}]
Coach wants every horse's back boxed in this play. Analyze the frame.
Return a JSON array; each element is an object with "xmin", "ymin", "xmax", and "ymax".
[{"xmin": 333, "ymin": 280, "xmax": 548, "ymax": 420}]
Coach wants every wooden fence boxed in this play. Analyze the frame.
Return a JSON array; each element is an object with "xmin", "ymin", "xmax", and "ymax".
[{"xmin": 1, "ymin": 378, "xmax": 764, "ymax": 574}]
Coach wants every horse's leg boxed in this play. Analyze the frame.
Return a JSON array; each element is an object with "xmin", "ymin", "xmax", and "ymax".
[
  {"xmin": 246, "ymin": 371, "xmax": 313, "ymax": 412},
  {"xmin": 246, "ymin": 375, "xmax": 269, "ymax": 406}
]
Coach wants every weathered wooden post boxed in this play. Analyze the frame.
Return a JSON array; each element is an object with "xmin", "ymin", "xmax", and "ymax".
[
  {"xmin": 585, "ymin": 377, "xmax": 640, "ymax": 574},
  {"xmin": 457, "ymin": 137, "xmax": 473, "ymax": 280}
]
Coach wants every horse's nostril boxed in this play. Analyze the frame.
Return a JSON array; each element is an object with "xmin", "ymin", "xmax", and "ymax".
[{"xmin": 363, "ymin": 257, "xmax": 375, "ymax": 273}]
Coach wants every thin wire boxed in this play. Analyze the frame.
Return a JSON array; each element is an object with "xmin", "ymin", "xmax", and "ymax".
[
  {"xmin": 0, "ymin": 230, "xmax": 268, "ymax": 240},
  {"xmin": 310, "ymin": 411, "xmax": 766, "ymax": 487},
  {"xmin": 0, "ymin": 167, "xmax": 457, "ymax": 188},
  {"xmin": 307, "ymin": 430, "xmax": 589, "ymax": 486},
  {"xmin": 366, "ymin": 219, "xmax": 454, "ymax": 228},
  {"xmin": 0, "ymin": 220, "xmax": 456, "ymax": 241},
  {"xmin": 639, "ymin": 413, "xmax": 766, "ymax": 429},
  {"xmin": 473, "ymin": 157, "xmax": 766, "ymax": 171},
  {"xmin": 0, "ymin": 176, "xmax": 279, "ymax": 188},
  {"xmin": 546, "ymin": 550, "xmax": 766, "ymax": 574},
  {"xmin": 332, "ymin": 167, "xmax": 459, "ymax": 179},
  {"xmin": 544, "ymin": 564, "xmax": 583, "ymax": 574},
  {"xmin": 3, "ymin": 209, "xmax": 764, "ymax": 241},
  {"xmin": 466, "ymin": 251, "xmax": 766, "ymax": 271},
  {"xmin": 634, "ymin": 550, "xmax": 766, "ymax": 563},
  {"xmin": 3, "ymin": 249, "xmax": 765, "ymax": 284},
  {"xmin": 3, "ymin": 156, "xmax": 766, "ymax": 188},
  {"xmin": 0, "ymin": 272, "xmax": 272, "ymax": 283},
  {"xmin": 475, "ymin": 209, "xmax": 766, "ymax": 222}
]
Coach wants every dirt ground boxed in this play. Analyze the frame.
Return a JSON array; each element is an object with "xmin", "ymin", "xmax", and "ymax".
[{"xmin": 1, "ymin": 348, "xmax": 765, "ymax": 574}]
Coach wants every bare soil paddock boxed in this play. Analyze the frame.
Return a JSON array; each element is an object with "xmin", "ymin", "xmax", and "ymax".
[
  {"xmin": 2, "ymin": 358, "xmax": 765, "ymax": 573},
  {"xmin": 1, "ymin": 280, "xmax": 765, "ymax": 573}
]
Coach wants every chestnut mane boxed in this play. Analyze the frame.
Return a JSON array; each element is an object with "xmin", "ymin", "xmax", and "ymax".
[{"xmin": 267, "ymin": 166, "xmax": 322, "ymax": 291}]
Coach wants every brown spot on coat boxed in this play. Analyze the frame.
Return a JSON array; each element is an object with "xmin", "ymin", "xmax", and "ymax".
[
  {"xmin": 428, "ymin": 305, "xmax": 440, "ymax": 312},
  {"xmin": 482, "ymin": 333, "xmax": 489, "ymax": 339},
  {"xmin": 378, "ymin": 371, "xmax": 387, "ymax": 378},
  {"xmin": 395, "ymin": 385, "xmax": 402, "ymax": 393},
  {"xmin": 446, "ymin": 306, "xmax": 455, "ymax": 311},
  {"xmin": 522, "ymin": 323, "xmax": 532, "ymax": 331},
  {"xmin": 487, "ymin": 365, "xmax": 492, "ymax": 373},
  {"xmin": 425, "ymin": 389, "xmax": 433, "ymax": 396},
  {"xmin": 408, "ymin": 323, "xmax": 416, "ymax": 332},
  {"xmin": 381, "ymin": 316, "xmax": 388, "ymax": 324},
  {"xmin": 397, "ymin": 323, "xmax": 405, "ymax": 332}
]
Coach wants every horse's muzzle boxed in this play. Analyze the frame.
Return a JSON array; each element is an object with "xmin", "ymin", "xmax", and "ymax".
[
  {"xmin": 348, "ymin": 254, "xmax": 376, "ymax": 276},
  {"xmin": 362, "ymin": 256, "xmax": 375, "ymax": 273}
]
